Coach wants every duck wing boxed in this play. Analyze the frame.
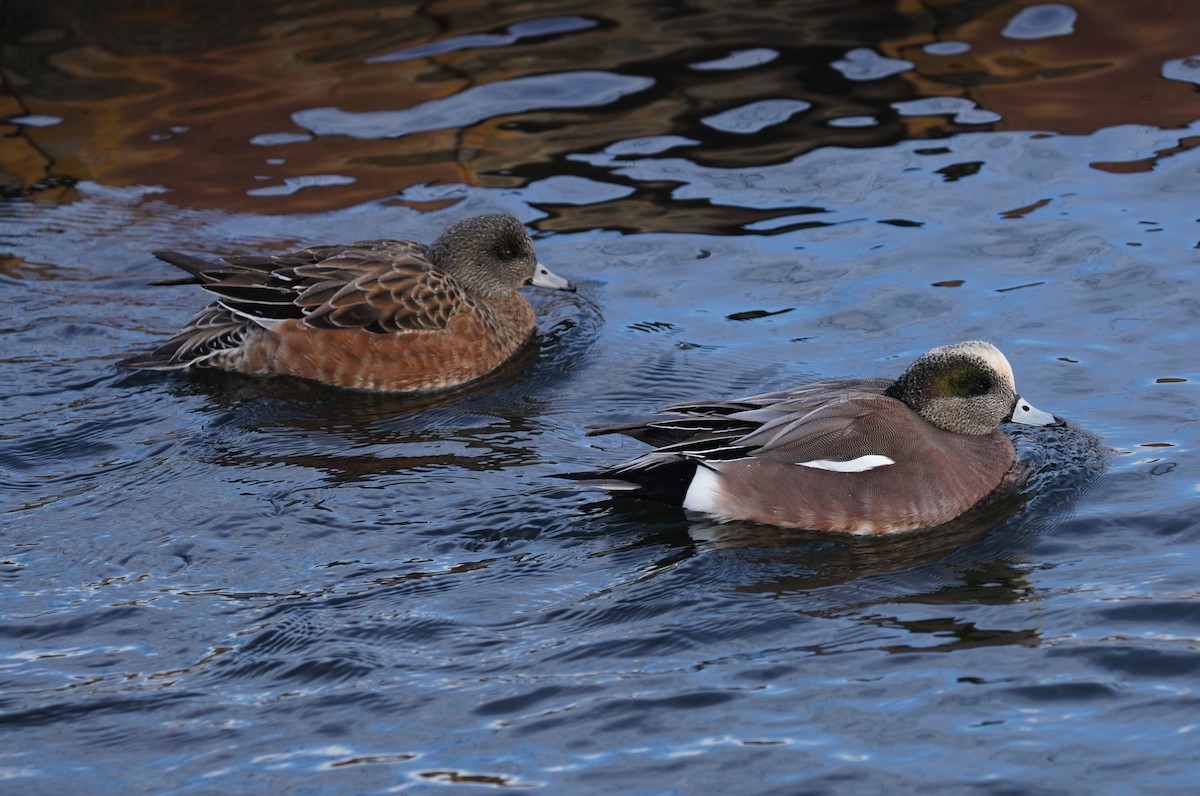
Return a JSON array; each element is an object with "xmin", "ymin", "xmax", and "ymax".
[
  {"xmin": 152, "ymin": 240, "xmax": 469, "ymax": 334},
  {"xmin": 588, "ymin": 378, "xmax": 903, "ymax": 468}
]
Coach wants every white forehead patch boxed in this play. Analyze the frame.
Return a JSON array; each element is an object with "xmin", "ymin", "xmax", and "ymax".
[{"xmin": 944, "ymin": 340, "xmax": 1016, "ymax": 389}]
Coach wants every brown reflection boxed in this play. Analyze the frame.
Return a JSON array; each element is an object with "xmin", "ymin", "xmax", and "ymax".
[
  {"xmin": 0, "ymin": 0, "xmax": 916, "ymax": 213},
  {"xmin": 587, "ymin": 485, "xmax": 1043, "ymax": 653},
  {"xmin": 536, "ymin": 199, "xmax": 833, "ymax": 236},
  {"xmin": 328, "ymin": 753, "xmax": 417, "ymax": 768},
  {"xmin": 1090, "ymin": 135, "xmax": 1200, "ymax": 173},
  {"xmin": 1, "ymin": 0, "xmax": 1196, "ymax": 224},
  {"xmin": 1000, "ymin": 198, "xmax": 1051, "ymax": 219},
  {"xmin": 876, "ymin": 615, "xmax": 1040, "ymax": 653},
  {"xmin": 138, "ymin": 340, "xmax": 549, "ymax": 484},
  {"xmin": 128, "ymin": 283, "xmax": 595, "ymax": 483},
  {"xmin": 699, "ymin": 493, "xmax": 1046, "ymax": 653},
  {"xmin": 417, "ymin": 770, "xmax": 538, "ymax": 787},
  {"xmin": 895, "ymin": 0, "xmax": 1199, "ymax": 135},
  {"xmin": 0, "ymin": 101, "xmax": 50, "ymax": 194}
]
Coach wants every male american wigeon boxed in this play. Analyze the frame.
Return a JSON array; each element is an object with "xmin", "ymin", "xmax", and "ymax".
[
  {"xmin": 123, "ymin": 214, "xmax": 574, "ymax": 392},
  {"xmin": 572, "ymin": 340, "xmax": 1064, "ymax": 534}
]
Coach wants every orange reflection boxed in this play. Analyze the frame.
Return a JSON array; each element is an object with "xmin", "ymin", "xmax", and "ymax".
[
  {"xmin": 2, "ymin": 0, "xmax": 1196, "ymax": 219},
  {"xmin": 894, "ymin": 0, "xmax": 1198, "ymax": 135}
]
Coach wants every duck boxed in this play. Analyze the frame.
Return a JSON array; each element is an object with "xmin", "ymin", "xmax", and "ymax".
[
  {"xmin": 122, "ymin": 214, "xmax": 574, "ymax": 392},
  {"xmin": 571, "ymin": 340, "xmax": 1064, "ymax": 534}
]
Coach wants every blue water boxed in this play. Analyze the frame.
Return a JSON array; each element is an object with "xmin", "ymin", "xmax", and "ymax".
[{"xmin": 2, "ymin": 1, "xmax": 1199, "ymax": 793}]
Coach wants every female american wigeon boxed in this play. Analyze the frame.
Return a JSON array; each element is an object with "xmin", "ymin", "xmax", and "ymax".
[
  {"xmin": 574, "ymin": 340, "xmax": 1064, "ymax": 534},
  {"xmin": 123, "ymin": 214, "xmax": 574, "ymax": 392}
]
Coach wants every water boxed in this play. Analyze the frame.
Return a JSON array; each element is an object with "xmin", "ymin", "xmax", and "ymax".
[{"xmin": 2, "ymin": 1, "xmax": 1199, "ymax": 793}]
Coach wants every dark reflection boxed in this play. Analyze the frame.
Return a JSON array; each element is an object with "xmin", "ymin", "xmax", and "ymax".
[
  {"xmin": 115, "ymin": 287, "xmax": 600, "ymax": 482},
  {"xmin": 534, "ymin": 197, "xmax": 834, "ymax": 236},
  {"xmin": 687, "ymin": 482, "xmax": 1033, "ymax": 592},
  {"xmin": 572, "ymin": 424, "xmax": 1107, "ymax": 657},
  {"xmin": 4, "ymin": 0, "xmax": 1194, "ymax": 218},
  {"xmin": 564, "ymin": 495, "xmax": 1050, "ymax": 656},
  {"xmin": 875, "ymin": 614, "xmax": 1040, "ymax": 653}
]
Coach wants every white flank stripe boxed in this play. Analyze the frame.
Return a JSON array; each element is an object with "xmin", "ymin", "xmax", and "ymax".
[{"xmin": 796, "ymin": 454, "xmax": 895, "ymax": 473}]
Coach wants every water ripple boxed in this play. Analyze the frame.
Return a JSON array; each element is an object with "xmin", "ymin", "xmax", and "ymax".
[
  {"xmin": 2, "ymin": 3, "xmax": 1199, "ymax": 794},
  {"xmin": 293, "ymin": 71, "xmax": 655, "ymax": 140}
]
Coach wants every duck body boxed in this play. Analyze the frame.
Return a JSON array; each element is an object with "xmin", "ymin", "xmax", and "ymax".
[
  {"xmin": 576, "ymin": 341, "xmax": 1063, "ymax": 535},
  {"xmin": 123, "ymin": 215, "xmax": 573, "ymax": 392},
  {"xmin": 195, "ymin": 300, "xmax": 538, "ymax": 393}
]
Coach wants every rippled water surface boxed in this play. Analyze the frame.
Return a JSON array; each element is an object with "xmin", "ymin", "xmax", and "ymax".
[{"xmin": 3, "ymin": 1, "xmax": 1199, "ymax": 793}]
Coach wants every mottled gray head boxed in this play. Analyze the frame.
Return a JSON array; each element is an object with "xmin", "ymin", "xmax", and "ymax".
[
  {"xmin": 884, "ymin": 340, "xmax": 1062, "ymax": 435},
  {"xmin": 427, "ymin": 214, "xmax": 573, "ymax": 299}
]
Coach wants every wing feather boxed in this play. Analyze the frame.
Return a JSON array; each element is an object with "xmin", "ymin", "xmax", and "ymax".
[
  {"xmin": 588, "ymin": 379, "xmax": 905, "ymax": 469},
  {"xmin": 149, "ymin": 240, "xmax": 465, "ymax": 333},
  {"xmin": 126, "ymin": 238, "xmax": 462, "ymax": 370},
  {"xmin": 122, "ymin": 305, "xmax": 248, "ymax": 370},
  {"xmin": 295, "ymin": 258, "xmax": 466, "ymax": 332}
]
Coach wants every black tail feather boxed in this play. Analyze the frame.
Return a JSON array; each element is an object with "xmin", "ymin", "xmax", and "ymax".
[
  {"xmin": 150, "ymin": 250, "xmax": 220, "ymax": 283},
  {"xmin": 559, "ymin": 458, "xmax": 698, "ymax": 505}
]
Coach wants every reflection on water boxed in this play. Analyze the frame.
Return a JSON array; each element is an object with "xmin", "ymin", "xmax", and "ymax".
[
  {"xmin": 294, "ymin": 70, "xmax": 655, "ymax": 139},
  {"xmin": 1001, "ymin": 3, "xmax": 1078, "ymax": 40},
  {"xmin": 4, "ymin": 0, "xmax": 1198, "ymax": 216},
  {"xmin": 2, "ymin": 0, "xmax": 1200, "ymax": 794},
  {"xmin": 601, "ymin": 423, "xmax": 1108, "ymax": 606},
  {"xmin": 115, "ymin": 284, "xmax": 601, "ymax": 484}
]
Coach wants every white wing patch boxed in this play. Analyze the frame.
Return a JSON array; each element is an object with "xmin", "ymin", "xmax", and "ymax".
[{"xmin": 796, "ymin": 454, "xmax": 895, "ymax": 473}]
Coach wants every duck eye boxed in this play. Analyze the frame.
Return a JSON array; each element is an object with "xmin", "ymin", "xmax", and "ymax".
[{"xmin": 501, "ymin": 247, "xmax": 518, "ymax": 259}]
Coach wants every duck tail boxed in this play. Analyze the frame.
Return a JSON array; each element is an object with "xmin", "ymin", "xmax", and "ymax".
[
  {"xmin": 558, "ymin": 456, "xmax": 699, "ymax": 505},
  {"xmin": 144, "ymin": 250, "xmax": 223, "ymax": 286},
  {"xmin": 120, "ymin": 305, "xmax": 248, "ymax": 371}
]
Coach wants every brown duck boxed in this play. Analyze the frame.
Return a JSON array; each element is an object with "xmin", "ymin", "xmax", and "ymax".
[
  {"xmin": 123, "ymin": 214, "xmax": 574, "ymax": 392},
  {"xmin": 572, "ymin": 341, "xmax": 1065, "ymax": 534}
]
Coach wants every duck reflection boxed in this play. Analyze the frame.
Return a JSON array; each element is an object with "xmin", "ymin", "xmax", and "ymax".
[
  {"xmin": 592, "ymin": 480, "xmax": 1031, "ymax": 586},
  {"xmin": 578, "ymin": 425, "xmax": 1106, "ymax": 656},
  {"xmin": 124, "ymin": 287, "xmax": 597, "ymax": 483}
]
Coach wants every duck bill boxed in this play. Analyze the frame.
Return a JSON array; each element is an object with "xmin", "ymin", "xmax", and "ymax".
[
  {"xmin": 529, "ymin": 262, "xmax": 575, "ymax": 291},
  {"xmin": 1009, "ymin": 395, "xmax": 1065, "ymax": 427}
]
